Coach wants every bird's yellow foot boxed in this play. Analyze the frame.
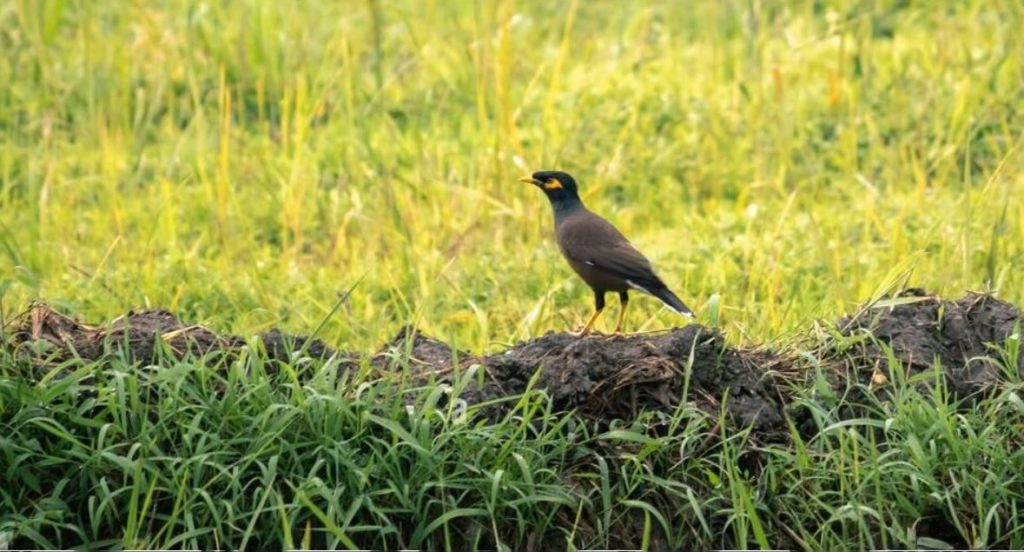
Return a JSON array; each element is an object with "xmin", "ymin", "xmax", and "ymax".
[{"xmin": 575, "ymin": 308, "xmax": 604, "ymax": 337}]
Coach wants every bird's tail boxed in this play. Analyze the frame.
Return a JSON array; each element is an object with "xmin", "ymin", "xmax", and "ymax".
[{"xmin": 650, "ymin": 287, "xmax": 694, "ymax": 317}]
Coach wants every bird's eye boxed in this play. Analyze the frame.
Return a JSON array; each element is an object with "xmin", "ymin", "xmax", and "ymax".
[{"xmin": 544, "ymin": 179, "xmax": 563, "ymax": 190}]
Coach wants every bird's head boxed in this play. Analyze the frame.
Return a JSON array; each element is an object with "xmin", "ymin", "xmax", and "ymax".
[{"xmin": 519, "ymin": 170, "xmax": 580, "ymax": 203}]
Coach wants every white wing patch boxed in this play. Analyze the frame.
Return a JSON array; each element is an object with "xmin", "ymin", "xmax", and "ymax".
[
  {"xmin": 625, "ymin": 279, "xmax": 653, "ymax": 295},
  {"xmin": 584, "ymin": 260, "xmax": 596, "ymax": 266}
]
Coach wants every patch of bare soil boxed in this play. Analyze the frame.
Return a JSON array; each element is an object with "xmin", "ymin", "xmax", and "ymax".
[
  {"xmin": 823, "ymin": 289, "xmax": 1022, "ymax": 398},
  {"xmin": 469, "ymin": 328, "xmax": 789, "ymax": 436},
  {"xmin": 7, "ymin": 304, "xmax": 341, "ymax": 366},
  {"xmin": 6, "ymin": 290, "xmax": 1022, "ymax": 439}
]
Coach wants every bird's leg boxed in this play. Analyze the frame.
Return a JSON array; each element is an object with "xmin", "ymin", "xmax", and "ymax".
[
  {"xmin": 579, "ymin": 291, "xmax": 605, "ymax": 336},
  {"xmin": 613, "ymin": 291, "xmax": 629, "ymax": 334}
]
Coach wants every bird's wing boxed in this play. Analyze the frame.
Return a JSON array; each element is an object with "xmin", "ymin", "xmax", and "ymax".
[
  {"xmin": 558, "ymin": 212, "xmax": 668, "ymax": 290},
  {"xmin": 582, "ymin": 242, "xmax": 667, "ymax": 290}
]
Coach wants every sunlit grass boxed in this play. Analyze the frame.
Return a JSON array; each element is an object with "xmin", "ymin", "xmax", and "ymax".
[{"xmin": 1, "ymin": 0, "xmax": 1021, "ymax": 351}]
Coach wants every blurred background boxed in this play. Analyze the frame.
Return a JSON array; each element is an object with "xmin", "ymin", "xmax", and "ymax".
[{"xmin": 1, "ymin": 0, "xmax": 1022, "ymax": 351}]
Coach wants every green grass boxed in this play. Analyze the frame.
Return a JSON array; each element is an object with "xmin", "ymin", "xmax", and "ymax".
[
  {"xmin": 2, "ymin": 337, "xmax": 1023, "ymax": 549},
  {"xmin": 2, "ymin": 0, "xmax": 1024, "ymax": 549}
]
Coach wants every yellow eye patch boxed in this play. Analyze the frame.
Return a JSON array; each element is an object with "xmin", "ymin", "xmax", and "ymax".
[{"xmin": 543, "ymin": 179, "xmax": 563, "ymax": 190}]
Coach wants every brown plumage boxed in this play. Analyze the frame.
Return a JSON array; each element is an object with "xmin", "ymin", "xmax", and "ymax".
[{"xmin": 521, "ymin": 170, "xmax": 694, "ymax": 334}]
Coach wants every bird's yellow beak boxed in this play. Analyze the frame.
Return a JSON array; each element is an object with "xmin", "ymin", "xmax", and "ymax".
[{"xmin": 519, "ymin": 176, "xmax": 540, "ymax": 185}]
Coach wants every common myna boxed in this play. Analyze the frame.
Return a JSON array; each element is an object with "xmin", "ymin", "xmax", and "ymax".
[{"xmin": 521, "ymin": 170, "xmax": 694, "ymax": 335}]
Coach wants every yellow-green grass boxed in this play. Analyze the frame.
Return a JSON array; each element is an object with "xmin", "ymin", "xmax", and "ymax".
[
  {"xmin": 3, "ymin": 0, "xmax": 1024, "ymax": 549},
  {"xmin": 2, "ymin": 0, "xmax": 1022, "ymax": 351}
]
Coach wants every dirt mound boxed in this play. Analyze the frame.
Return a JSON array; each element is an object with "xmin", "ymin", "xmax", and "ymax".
[
  {"xmin": 6, "ymin": 290, "xmax": 1022, "ymax": 438},
  {"xmin": 6, "ymin": 305, "xmax": 793, "ymax": 438},
  {"xmin": 380, "ymin": 325, "xmax": 792, "ymax": 438},
  {"xmin": 8, "ymin": 304, "xmax": 340, "ymax": 367},
  {"xmin": 824, "ymin": 290, "xmax": 1022, "ymax": 398},
  {"xmin": 372, "ymin": 325, "xmax": 466, "ymax": 373},
  {"xmin": 321, "ymin": 323, "xmax": 793, "ymax": 435},
  {"xmin": 479, "ymin": 328, "xmax": 788, "ymax": 432}
]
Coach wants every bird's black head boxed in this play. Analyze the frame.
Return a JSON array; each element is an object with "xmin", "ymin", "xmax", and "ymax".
[{"xmin": 519, "ymin": 170, "xmax": 580, "ymax": 203}]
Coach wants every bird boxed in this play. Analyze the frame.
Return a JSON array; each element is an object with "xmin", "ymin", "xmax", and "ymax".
[{"xmin": 520, "ymin": 170, "xmax": 694, "ymax": 335}]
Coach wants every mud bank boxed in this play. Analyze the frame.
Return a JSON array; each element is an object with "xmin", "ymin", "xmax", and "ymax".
[{"xmin": 6, "ymin": 291, "xmax": 1022, "ymax": 439}]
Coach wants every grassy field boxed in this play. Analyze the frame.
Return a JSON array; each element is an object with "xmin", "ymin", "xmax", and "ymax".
[{"xmin": 2, "ymin": 0, "xmax": 1024, "ymax": 549}]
